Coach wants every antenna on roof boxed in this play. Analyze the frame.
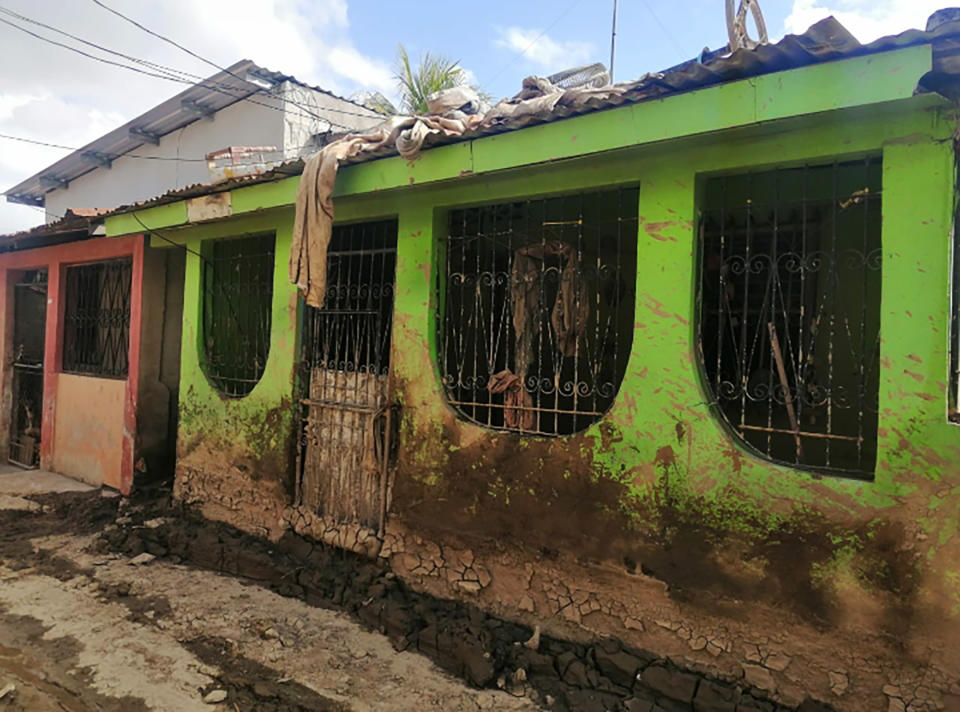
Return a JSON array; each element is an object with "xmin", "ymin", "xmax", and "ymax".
[
  {"xmin": 610, "ymin": 0, "xmax": 619, "ymax": 83},
  {"xmin": 726, "ymin": 0, "xmax": 768, "ymax": 51}
]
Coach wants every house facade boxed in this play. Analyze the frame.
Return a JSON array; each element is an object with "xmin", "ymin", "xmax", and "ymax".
[
  {"xmin": 0, "ymin": 217, "xmax": 183, "ymax": 493},
  {"xmin": 0, "ymin": 61, "xmax": 382, "ymax": 494},
  {"xmin": 96, "ymin": 16, "xmax": 960, "ymax": 712}
]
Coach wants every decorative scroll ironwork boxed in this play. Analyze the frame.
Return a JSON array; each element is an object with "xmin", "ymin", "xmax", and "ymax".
[
  {"xmin": 63, "ymin": 259, "xmax": 132, "ymax": 378},
  {"xmin": 439, "ymin": 187, "xmax": 639, "ymax": 436},
  {"xmin": 697, "ymin": 158, "xmax": 882, "ymax": 476},
  {"xmin": 298, "ymin": 219, "xmax": 398, "ymax": 529},
  {"xmin": 202, "ymin": 233, "xmax": 275, "ymax": 397}
]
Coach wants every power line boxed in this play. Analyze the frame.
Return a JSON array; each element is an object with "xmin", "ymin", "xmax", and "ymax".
[
  {"xmin": 0, "ymin": 16, "xmax": 196, "ymax": 84},
  {"xmin": 0, "ymin": 131, "xmax": 205, "ymax": 160},
  {"xmin": 0, "ymin": 14, "xmax": 345, "ymax": 128},
  {"xmin": 89, "ymin": 0, "xmax": 379, "ymax": 124},
  {"xmin": 0, "ymin": 5, "xmax": 200, "ymax": 84},
  {"xmin": 0, "ymin": 11, "xmax": 373, "ymax": 129},
  {"xmin": 89, "ymin": 0, "xmax": 330, "ymax": 123},
  {"xmin": 484, "ymin": 0, "xmax": 585, "ymax": 89},
  {"xmin": 638, "ymin": 0, "xmax": 686, "ymax": 56},
  {"xmin": 91, "ymin": 0, "xmax": 246, "ymax": 82},
  {"xmin": 0, "ymin": 130, "xmax": 322, "ymax": 173}
]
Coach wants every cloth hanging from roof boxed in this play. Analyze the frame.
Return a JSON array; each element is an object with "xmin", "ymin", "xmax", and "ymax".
[
  {"xmin": 290, "ymin": 110, "xmax": 484, "ymax": 307},
  {"xmin": 290, "ymin": 80, "xmax": 629, "ymax": 307}
]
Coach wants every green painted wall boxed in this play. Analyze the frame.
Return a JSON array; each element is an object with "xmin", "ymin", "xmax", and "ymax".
[
  {"xmin": 164, "ymin": 211, "xmax": 299, "ymax": 485},
  {"xmin": 111, "ymin": 44, "xmax": 960, "ymax": 631}
]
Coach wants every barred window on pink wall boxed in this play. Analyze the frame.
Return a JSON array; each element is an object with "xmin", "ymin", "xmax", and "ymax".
[
  {"xmin": 62, "ymin": 258, "xmax": 132, "ymax": 379},
  {"xmin": 697, "ymin": 158, "xmax": 882, "ymax": 477},
  {"xmin": 439, "ymin": 187, "xmax": 639, "ymax": 437}
]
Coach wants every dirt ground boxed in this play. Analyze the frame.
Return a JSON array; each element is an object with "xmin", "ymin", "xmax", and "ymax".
[{"xmin": 0, "ymin": 488, "xmax": 538, "ymax": 712}]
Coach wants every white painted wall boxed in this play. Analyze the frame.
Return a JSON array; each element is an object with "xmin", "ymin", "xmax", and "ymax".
[{"xmin": 45, "ymin": 86, "xmax": 381, "ymax": 222}]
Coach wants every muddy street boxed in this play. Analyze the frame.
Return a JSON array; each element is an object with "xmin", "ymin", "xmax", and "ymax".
[{"xmin": 0, "ymin": 478, "xmax": 537, "ymax": 712}]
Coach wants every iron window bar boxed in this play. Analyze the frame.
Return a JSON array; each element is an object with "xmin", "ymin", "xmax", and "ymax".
[
  {"xmin": 62, "ymin": 258, "xmax": 132, "ymax": 379},
  {"xmin": 697, "ymin": 158, "xmax": 882, "ymax": 477},
  {"xmin": 201, "ymin": 233, "xmax": 275, "ymax": 398},
  {"xmin": 439, "ymin": 186, "xmax": 639, "ymax": 437}
]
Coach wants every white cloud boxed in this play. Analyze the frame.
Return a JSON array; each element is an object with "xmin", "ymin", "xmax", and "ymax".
[
  {"xmin": 325, "ymin": 46, "xmax": 394, "ymax": 95},
  {"xmin": 494, "ymin": 26, "xmax": 592, "ymax": 71},
  {"xmin": 0, "ymin": 0, "xmax": 389, "ymax": 233},
  {"xmin": 784, "ymin": 0, "xmax": 942, "ymax": 42}
]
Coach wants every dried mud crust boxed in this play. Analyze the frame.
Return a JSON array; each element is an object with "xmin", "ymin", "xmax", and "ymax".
[
  {"xmin": 0, "ymin": 493, "xmax": 536, "ymax": 712},
  {"xmin": 185, "ymin": 637, "xmax": 349, "ymax": 712},
  {"xmin": 99, "ymin": 490, "xmax": 837, "ymax": 712}
]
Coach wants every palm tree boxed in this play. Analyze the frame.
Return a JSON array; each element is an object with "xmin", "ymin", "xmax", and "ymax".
[{"xmin": 395, "ymin": 44, "xmax": 469, "ymax": 115}]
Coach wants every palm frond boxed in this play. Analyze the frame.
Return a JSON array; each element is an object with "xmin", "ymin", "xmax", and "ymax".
[{"xmin": 395, "ymin": 44, "xmax": 467, "ymax": 115}]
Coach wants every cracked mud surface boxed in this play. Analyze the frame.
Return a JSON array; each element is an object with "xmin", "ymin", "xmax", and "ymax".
[{"xmin": 0, "ymin": 491, "xmax": 537, "ymax": 711}]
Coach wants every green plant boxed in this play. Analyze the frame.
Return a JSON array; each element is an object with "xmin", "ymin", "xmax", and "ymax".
[{"xmin": 395, "ymin": 44, "xmax": 468, "ymax": 115}]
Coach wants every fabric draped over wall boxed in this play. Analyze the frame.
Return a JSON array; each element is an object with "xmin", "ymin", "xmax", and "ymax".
[{"xmin": 289, "ymin": 78, "xmax": 629, "ymax": 308}]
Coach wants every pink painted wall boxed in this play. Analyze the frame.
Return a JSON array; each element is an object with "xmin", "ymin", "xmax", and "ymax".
[
  {"xmin": 52, "ymin": 373, "xmax": 125, "ymax": 488},
  {"xmin": 0, "ymin": 234, "xmax": 145, "ymax": 493}
]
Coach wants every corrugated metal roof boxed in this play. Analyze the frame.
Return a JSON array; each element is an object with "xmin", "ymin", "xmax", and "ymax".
[
  {"xmin": 8, "ymin": 13, "xmax": 960, "ymax": 237},
  {"xmin": 339, "ymin": 16, "xmax": 960, "ymax": 164},
  {"xmin": 3, "ymin": 60, "xmax": 378, "ymax": 207},
  {"xmin": 0, "ymin": 209, "xmax": 99, "ymax": 246}
]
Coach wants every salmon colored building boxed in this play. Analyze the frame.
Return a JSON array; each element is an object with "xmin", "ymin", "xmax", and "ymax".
[{"xmin": 0, "ymin": 212, "xmax": 183, "ymax": 494}]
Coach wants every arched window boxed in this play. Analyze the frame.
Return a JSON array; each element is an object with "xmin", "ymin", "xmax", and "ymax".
[
  {"xmin": 439, "ymin": 187, "xmax": 639, "ymax": 436},
  {"xmin": 201, "ymin": 233, "xmax": 275, "ymax": 397},
  {"xmin": 697, "ymin": 159, "xmax": 882, "ymax": 476}
]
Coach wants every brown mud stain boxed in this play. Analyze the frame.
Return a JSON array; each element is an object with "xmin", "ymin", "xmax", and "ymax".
[{"xmin": 393, "ymin": 412, "xmax": 924, "ymax": 639}]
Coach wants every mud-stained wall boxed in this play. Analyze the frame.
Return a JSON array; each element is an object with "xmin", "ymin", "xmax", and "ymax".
[
  {"xmin": 52, "ymin": 373, "xmax": 125, "ymax": 487},
  {"xmin": 142, "ymin": 54, "xmax": 960, "ymax": 712},
  {"xmin": 135, "ymin": 246, "xmax": 179, "ymax": 484},
  {"xmin": 165, "ymin": 210, "xmax": 300, "ymax": 524},
  {"xmin": 369, "ymin": 118, "xmax": 960, "ymax": 710}
]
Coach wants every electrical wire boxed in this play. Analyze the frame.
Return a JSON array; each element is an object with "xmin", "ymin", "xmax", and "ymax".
[
  {"xmin": 0, "ymin": 132, "xmax": 206, "ymax": 161},
  {"xmin": 0, "ymin": 14, "xmax": 344, "ymax": 128},
  {"xmin": 0, "ymin": 5, "xmax": 202, "ymax": 84},
  {"xmin": 0, "ymin": 12, "xmax": 365, "ymax": 129},
  {"xmin": 88, "ymin": 0, "xmax": 381, "ymax": 123},
  {"xmin": 483, "ymin": 0, "xmax": 585, "ymax": 89},
  {"xmin": 637, "ymin": 0, "xmax": 686, "ymax": 56}
]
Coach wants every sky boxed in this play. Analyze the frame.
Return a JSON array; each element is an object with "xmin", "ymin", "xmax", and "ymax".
[{"xmin": 0, "ymin": 0, "xmax": 950, "ymax": 233}]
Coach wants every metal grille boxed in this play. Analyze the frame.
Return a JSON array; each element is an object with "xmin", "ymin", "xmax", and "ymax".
[
  {"xmin": 697, "ymin": 158, "xmax": 882, "ymax": 476},
  {"xmin": 202, "ymin": 233, "xmax": 275, "ymax": 397},
  {"xmin": 302, "ymin": 220, "xmax": 396, "ymax": 377},
  {"xmin": 440, "ymin": 187, "xmax": 639, "ymax": 436},
  {"xmin": 63, "ymin": 259, "xmax": 132, "ymax": 378},
  {"xmin": 10, "ymin": 270, "xmax": 46, "ymax": 468},
  {"xmin": 298, "ymin": 219, "xmax": 398, "ymax": 529}
]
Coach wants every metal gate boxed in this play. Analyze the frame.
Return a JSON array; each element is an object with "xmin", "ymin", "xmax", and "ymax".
[
  {"xmin": 9, "ymin": 270, "xmax": 47, "ymax": 468},
  {"xmin": 297, "ymin": 219, "xmax": 398, "ymax": 530}
]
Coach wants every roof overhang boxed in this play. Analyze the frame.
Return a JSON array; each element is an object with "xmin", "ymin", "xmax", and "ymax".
[{"xmin": 3, "ymin": 59, "xmax": 278, "ymax": 207}]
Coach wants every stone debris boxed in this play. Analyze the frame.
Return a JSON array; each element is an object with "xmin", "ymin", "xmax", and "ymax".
[
  {"xmin": 129, "ymin": 552, "xmax": 156, "ymax": 566},
  {"xmin": 829, "ymin": 671, "xmax": 849, "ymax": 696},
  {"xmin": 523, "ymin": 625, "xmax": 540, "ymax": 651},
  {"xmin": 0, "ymin": 682, "xmax": 14, "ymax": 699},
  {"xmin": 103, "ymin": 496, "xmax": 831, "ymax": 712},
  {"xmin": 202, "ymin": 688, "xmax": 227, "ymax": 704}
]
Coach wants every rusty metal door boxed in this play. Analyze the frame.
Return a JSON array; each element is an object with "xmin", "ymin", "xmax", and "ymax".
[{"xmin": 297, "ymin": 220, "xmax": 397, "ymax": 529}]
